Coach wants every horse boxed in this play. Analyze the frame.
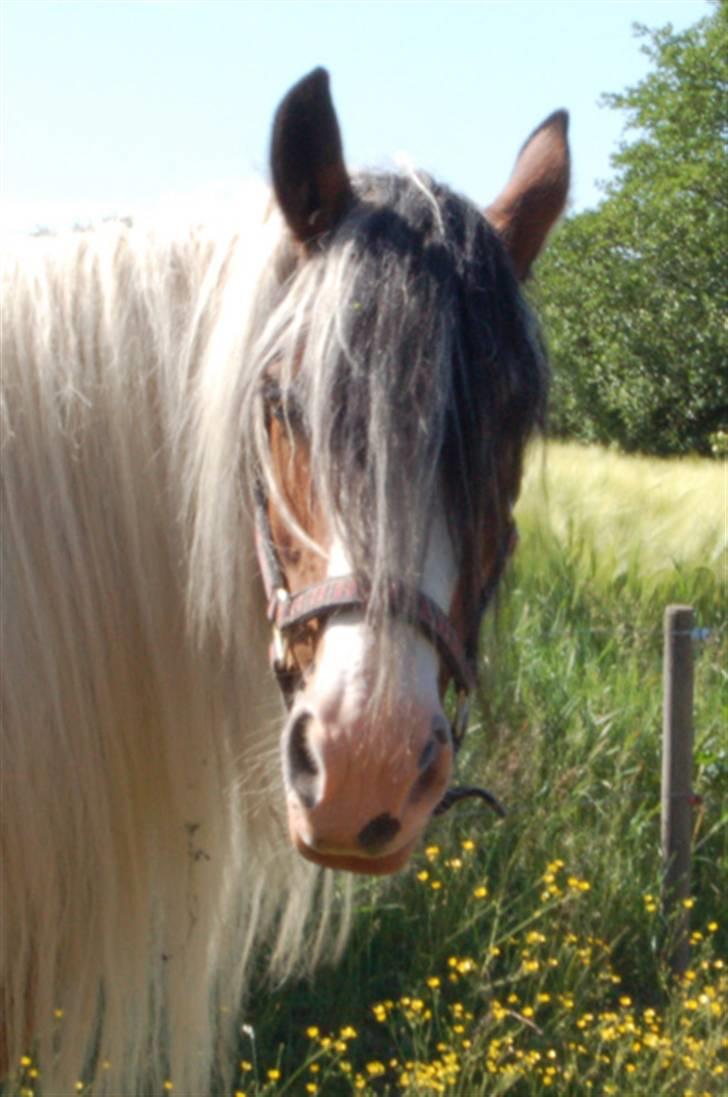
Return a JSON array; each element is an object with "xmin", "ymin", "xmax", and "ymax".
[{"xmin": 1, "ymin": 68, "xmax": 569, "ymax": 1095}]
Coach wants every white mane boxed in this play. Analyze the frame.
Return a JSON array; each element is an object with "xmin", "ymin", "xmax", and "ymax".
[{"xmin": 1, "ymin": 203, "xmax": 349, "ymax": 1095}]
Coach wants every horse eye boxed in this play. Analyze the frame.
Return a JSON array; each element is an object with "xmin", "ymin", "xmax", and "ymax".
[
  {"xmin": 273, "ymin": 399, "xmax": 307, "ymax": 434},
  {"xmin": 262, "ymin": 380, "xmax": 306, "ymax": 432},
  {"xmin": 283, "ymin": 399, "xmax": 306, "ymax": 433},
  {"xmin": 268, "ymin": 398, "xmax": 287, "ymax": 424}
]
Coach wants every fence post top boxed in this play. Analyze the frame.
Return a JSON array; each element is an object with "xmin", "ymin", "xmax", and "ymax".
[{"xmin": 664, "ymin": 605, "xmax": 695, "ymax": 626}]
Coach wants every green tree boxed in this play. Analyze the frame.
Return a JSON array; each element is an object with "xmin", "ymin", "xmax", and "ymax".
[{"xmin": 535, "ymin": 1, "xmax": 727, "ymax": 455}]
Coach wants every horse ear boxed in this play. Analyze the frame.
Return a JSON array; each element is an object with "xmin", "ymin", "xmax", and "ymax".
[
  {"xmin": 486, "ymin": 110, "xmax": 570, "ymax": 280},
  {"xmin": 271, "ymin": 67, "xmax": 354, "ymax": 245}
]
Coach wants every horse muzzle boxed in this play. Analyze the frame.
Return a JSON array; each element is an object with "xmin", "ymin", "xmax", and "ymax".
[{"xmin": 282, "ymin": 702, "xmax": 453, "ymax": 875}]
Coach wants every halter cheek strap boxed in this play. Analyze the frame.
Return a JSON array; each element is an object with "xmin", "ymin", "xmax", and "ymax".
[{"xmin": 254, "ymin": 483, "xmax": 515, "ymax": 818}]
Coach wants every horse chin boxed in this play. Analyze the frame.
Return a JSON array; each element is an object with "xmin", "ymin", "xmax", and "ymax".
[{"xmin": 291, "ymin": 831, "xmax": 419, "ymax": 876}]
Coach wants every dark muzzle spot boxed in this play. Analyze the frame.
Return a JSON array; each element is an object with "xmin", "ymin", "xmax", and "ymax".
[{"xmin": 357, "ymin": 812, "xmax": 401, "ymax": 853}]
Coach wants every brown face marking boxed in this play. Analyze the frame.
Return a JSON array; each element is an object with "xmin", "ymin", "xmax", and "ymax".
[
  {"xmin": 265, "ymin": 413, "xmax": 332, "ymax": 680},
  {"xmin": 267, "ymin": 413, "xmax": 329, "ymax": 593}
]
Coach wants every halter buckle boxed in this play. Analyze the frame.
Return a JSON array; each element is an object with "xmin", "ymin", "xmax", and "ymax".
[{"xmin": 270, "ymin": 588, "xmax": 291, "ymax": 668}]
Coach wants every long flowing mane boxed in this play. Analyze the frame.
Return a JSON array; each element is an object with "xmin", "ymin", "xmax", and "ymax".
[{"xmin": 1, "ymin": 210, "xmax": 349, "ymax": 1095}]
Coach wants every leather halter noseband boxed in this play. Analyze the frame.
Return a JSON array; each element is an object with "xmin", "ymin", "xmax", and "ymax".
[{"xmin": 254, "ymin": 483, "xmax": 515, "ymax": 819}]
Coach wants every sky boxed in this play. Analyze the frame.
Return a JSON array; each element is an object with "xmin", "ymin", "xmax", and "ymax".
[{"xmin": 1, "ymin": 0, "xmax": 710, "ymax": 232}]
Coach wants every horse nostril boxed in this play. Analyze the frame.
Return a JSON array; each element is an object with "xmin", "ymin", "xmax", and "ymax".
[
  {"xmin": 418, "ymin": 736, "xmax": 437, "ymax": 772},
  {"xmin": 286, "ymin": 712, "xmax": 319, "ymax": 809},
  {"xmin": 410, "ymin": 729, "xmax": 446, "ymax": 805},
  {"xmin": 432, "ymin": 717, "xmax": 451, "ymax": 747},
  {"xmin": 357, "ymin": 812, "xmax": 401, "ymax": 853},
  {"xmin": 419, "ymin": 718, "xmax": 450, "ymax": 772}
]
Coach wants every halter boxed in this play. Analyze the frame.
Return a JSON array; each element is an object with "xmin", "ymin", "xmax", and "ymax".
[{"xmin": 254, "ymin": 481, "xmax": 516, "ymax": 820}]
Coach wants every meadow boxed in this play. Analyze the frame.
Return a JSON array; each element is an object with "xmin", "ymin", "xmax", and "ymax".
[{"xmin": 11, "ymin": 443, "xmax": 726, "ymax": 1096}]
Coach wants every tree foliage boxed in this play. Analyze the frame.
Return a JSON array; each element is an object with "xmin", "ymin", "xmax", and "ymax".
[{"xmin": 534, "ymin": 1, "xmax": 727, "ymax": 455}]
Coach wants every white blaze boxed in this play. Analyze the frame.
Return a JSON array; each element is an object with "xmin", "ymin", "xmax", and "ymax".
[{"xmin": 312, "ymin": 505, "xmax": 457, "ymax": 714}]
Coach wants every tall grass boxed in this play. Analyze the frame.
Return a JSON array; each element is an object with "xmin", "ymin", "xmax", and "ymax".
[
  {"xmin": 9, "ymin": 445, "xmax": 726, "ymax": 1095},
  {"xmin": 519, "ymin": 441, "xmax": 725, "ymax": 577}
]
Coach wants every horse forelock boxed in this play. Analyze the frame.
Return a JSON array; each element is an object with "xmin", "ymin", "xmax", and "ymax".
[{"xmin": 244, "ymin": 170, "xmax": 547, "ymax": 635}]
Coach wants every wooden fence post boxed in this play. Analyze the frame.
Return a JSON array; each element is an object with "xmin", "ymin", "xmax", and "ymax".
[{"xmin": 661, "ymin": 604, "xmax": 695, "ymax": 977}]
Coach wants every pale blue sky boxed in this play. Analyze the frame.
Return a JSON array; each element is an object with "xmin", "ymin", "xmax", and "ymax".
[{"xmin": 1, "ymin": 0, "xmax": 710, "ymax": 231}]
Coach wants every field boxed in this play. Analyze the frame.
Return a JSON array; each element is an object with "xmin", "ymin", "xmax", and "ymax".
[
  {"xmin": 229, "ymin": 443, "xmax": 726, "ymax": 1096},
  {"xmin": 9, "ymin": 443, "xmax": 725, "ymax": 1097}
]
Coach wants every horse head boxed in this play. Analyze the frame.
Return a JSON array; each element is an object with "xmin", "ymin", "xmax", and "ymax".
[{"xmin": 253, "ymin": 68, "xmax": 569, "ymax": 873}]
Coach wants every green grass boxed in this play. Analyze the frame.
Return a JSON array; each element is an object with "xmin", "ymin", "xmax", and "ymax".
[
  {"xmin": 9, "ymin": 444, "xmax": 726, "ymax": 1096},
  {"xmin": 230, "ymin": 443, "xmax": 726, "ymax": 1096}
]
